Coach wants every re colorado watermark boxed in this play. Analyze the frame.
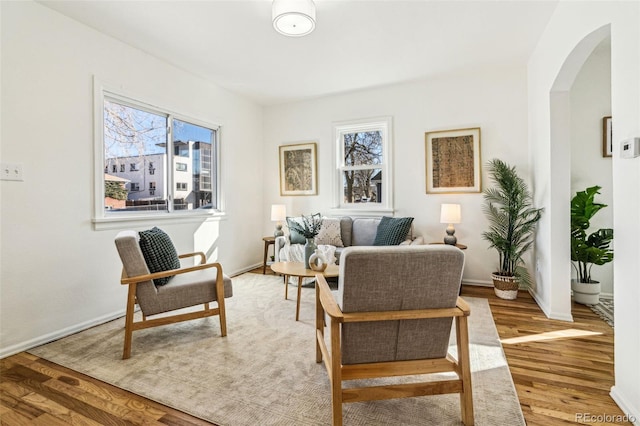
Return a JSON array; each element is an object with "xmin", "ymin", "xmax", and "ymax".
[{"xmin": 575, "ymin": 413, "xmax": 637, "ymax": 424}]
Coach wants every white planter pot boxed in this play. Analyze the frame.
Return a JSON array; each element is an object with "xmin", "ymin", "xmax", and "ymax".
[{"xmin": 571, "ymin": 279, "xmax": 601, "ymax": 305}]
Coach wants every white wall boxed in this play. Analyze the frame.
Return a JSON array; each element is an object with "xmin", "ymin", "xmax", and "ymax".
[
  {"xmin": 570, "ymin": 38, "xmax": 614, "ymax": 295},
  {"xmin": 0, "ymin": 1, "xmax": 264, "ymax": 357},
  {"xmin": 529, "ymin": 1, "xmax": 639, "ymax": 421},
  {"xmin": 263, "ymin": 65, "xmax": 531, "ymax": 286}
]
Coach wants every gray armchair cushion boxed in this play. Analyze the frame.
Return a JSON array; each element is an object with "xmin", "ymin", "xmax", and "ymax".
[
  {"xmin": 337, "ymin": 245, "xmax": 464, "ymax": 364},
  {"xmin": 138, "ymin": 227, "xmax": 181, "ymax": 286}
]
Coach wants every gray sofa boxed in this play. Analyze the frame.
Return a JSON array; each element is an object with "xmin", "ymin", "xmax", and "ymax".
[{"xmin": 274, "ymin": 216, "xmax": 423, "ymax": 264}]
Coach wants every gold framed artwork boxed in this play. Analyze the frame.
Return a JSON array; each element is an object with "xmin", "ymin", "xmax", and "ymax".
[
  {"xmin": 279, "ymin": 142, "xmax": 317, "ymax": 196},
  {"xmin": 602, "ymin": 116, "xmax": 612, "ymax": 157},
  {"xmin": 425, "ymin": 127, "xmax": 481, "ymax": 194}
]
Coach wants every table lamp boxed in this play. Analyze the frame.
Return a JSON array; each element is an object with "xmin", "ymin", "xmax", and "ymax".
[
  {"xmin": 440, "ymin": 204, "xmax": 461, "ymax": 245},
  {"xmin": 271, "ymin": 204, "xmax": 287, "ymax": 237}
]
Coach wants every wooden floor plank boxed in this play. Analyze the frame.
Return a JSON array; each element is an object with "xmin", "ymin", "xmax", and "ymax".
[{"xmin": 0, "ymin": 271, "xmax": 629, "ymax": 425}]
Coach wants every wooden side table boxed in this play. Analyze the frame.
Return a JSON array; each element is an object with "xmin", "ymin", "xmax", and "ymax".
[
  {"xmin": 270, "ymin": 261, "xmax": 340, "ymax": 321},
  {"xmin": 429, "ymin": 241, "xmax": 467, "ymax": 250},
  {"xmin": 262, "ymin": 236, "xmax": 276, "ymax": 274}
]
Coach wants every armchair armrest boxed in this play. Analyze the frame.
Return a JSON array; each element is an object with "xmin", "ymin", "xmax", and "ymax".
[
  {"xmin": 179, "ymin": 251, "xmax": 207, "ymax": 264},
  {"xmin": 274, "ymin": 235, "xmax": 289, "ymax": 262},
  {"xmin": 121, "ymin": 261, "xmax": 223, "ymax": 285},
  {"xmin": 316, "ymin": 274, "xmax": 344, "ymax": 321}
]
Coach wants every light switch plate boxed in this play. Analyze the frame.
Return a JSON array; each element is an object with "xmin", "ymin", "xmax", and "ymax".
[{"xmin": 1, "ymin": 162, "xmax": 24, "ymax": 181}]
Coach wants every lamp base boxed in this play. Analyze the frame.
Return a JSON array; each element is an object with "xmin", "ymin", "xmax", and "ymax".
[
  {"xmin": 444, "ymin": 225, "xmax": 457, "ymax": 245},
  {"xmin": 274, "ymin": 224, "xmax": 284, "ymax": 237}
]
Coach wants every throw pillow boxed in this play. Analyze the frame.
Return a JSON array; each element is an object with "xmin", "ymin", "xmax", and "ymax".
[
  {"xmin": 286, "ymin": 213, "xmax": 321, "ymax": 244},
  {"xmin": 373, "ymin": 216, "xmax": 414, "ymax": 246},
  {"xmin": 315, "ymin": 217, "xmax": 344, "ymax": 247},
  {"xmin": 138, "ymin": 227, "xmax": 181, "ymax": 286}
]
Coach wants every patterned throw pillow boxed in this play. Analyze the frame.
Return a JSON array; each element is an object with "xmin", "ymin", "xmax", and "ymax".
[
  {"xmin": 373, "ymin": 216, "xmax": 414, "ymax": 246},
  {"xmin": 315, "ymin": 217, "xmax": 344, "ymax": 247},
  {"xmin": 138, "ymin": 227, "xmax": 181, "ymax": 286}
]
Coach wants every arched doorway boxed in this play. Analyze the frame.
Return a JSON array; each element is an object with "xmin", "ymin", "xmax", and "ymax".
[{"xmin": 546, "ymin": 24, "xmax": 611, "ymax": 321}]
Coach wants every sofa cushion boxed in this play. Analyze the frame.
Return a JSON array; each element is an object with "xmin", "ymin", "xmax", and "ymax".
[
  {"xmin": 315, "ymin": 217, "xmax": 344, "ymax": 247},
  {"xmin": 373, "ymin": 216, "xmax": 415, "ymax": 246},
  {"xmin": 339, "ymin": 217, "xmax": 354, "ymax": 246},
  {"xmin": 350, "ymin": 218, "xmax": 383, "ymax": 246},
  {"xmin": 138, "ymin": 227, "xmax": 181, "ymax": 286}
]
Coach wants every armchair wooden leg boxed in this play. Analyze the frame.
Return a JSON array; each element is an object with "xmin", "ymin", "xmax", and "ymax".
[
  {"xmin": 315, "ymin": 283, "xmax": 323, "ymax": 363},
  {"xmin": 218, "ymin": 297, "xmax": 227, "ymax": 337},
  {"xmin": 214, "ymin": 268, "xmax": 227, "ymax": 338},
  {"xmin": 123, "ymin": 284, "xmax": 137, "ymax": 360},
  {"xmin": 330, "ymin": 320, "xmax": 343, "ymax": 426},
  {"xmin": 456, "ymin": 315, "xmax": 474, "ymax": 425}
]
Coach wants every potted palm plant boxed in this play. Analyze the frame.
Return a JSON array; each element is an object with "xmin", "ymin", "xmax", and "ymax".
[
  {"xmin": 482, "ymin": 159, "xmax": 543, "ymax": 299},
  {"xmin": 570, "ymin": 186, "xmax": 613, "ymax": 305}
]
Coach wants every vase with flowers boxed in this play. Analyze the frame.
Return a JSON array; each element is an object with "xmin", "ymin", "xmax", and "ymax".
[{"xmin": 288, "ymin": 214, "xmax": 323, "ymax": 269}]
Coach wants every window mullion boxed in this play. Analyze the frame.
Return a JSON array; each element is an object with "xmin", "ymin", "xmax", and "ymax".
[{"xmin": 167, "ymin": 117, "xmax": 174, "ymax": 213}]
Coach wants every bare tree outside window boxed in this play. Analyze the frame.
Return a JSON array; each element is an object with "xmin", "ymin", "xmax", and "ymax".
[
  {"xmin": 342, "ymin": 131, "xmax": 383, "ymax": 203},
  {"xmin": 333, "ymin": 117, "xmax": 392, "ymax": 210}
]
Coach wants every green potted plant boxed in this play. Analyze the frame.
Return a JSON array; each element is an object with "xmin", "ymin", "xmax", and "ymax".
[
  {"xmin": 482, "ymin": 159, "xmax": 543, "ymax": 299},
  {"xmin": 570, "ymin": 186, "xmax": 613, "ymax": 305}
]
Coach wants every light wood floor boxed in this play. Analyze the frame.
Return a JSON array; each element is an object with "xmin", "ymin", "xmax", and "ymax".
[{"xmin": 0, "ymin": 270, "xmax": 628, "ymax": 425}]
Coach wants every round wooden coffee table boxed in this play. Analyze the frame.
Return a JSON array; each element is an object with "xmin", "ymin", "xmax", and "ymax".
[{"xmin": 270, "ymin": 261, "xmax": 339, "ymax": 321}]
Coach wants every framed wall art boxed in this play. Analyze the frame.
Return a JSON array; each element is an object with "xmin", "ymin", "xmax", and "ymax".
[
  {"xmin": 602, "ymin": 116, "xmax": 612, "ymax": 157},
  {"xmin": 425, "ymin": 127, "xmax": 481, "ymax": 194},
  {"xmin": 279, "ymin": 142, "xmax": 317, "ymax": 196}
]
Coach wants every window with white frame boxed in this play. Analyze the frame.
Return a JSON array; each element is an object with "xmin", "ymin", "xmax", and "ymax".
[
  {"xmin": 100, "ymin": 92, "xmax": 219, "ymax": 216},
  {"xmin": 333, "ymin": 117, "xmax": 393, "ymax": 211}
]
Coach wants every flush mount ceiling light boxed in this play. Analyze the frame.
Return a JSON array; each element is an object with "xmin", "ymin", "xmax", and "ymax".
[{"xmin": 272, "ymin": 0, "xmax": 316, "ymax": 37}]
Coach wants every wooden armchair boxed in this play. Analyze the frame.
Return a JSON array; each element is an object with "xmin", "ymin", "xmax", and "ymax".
[
  {"xmin": 115, "ymin": 230, "xmax": 232, "ymax": 359},
  {"xmin": 315, "ymin": 245, "xmax": 473, "ymax": 426}
]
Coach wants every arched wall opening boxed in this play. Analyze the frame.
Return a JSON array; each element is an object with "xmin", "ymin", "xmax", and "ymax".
[
  {"xmin": 536, "ymin": 25, "xmax": 611, "ymax": 322},
  {"xmin": 549, "ymin": 25, "xmax": 612, "ymax": 319}
]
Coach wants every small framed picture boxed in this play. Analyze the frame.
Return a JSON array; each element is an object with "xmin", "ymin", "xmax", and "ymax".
[
  {"xmin": 602, "ymin": 116, "xmax": 612, "ymax": 157},
  {"xmin": 425, "ymin": 127, "xmax": 481, "ymax": 193},
  {"xmin": 279, "ymin": 142, "xmax": 317, "ymax": 196}
]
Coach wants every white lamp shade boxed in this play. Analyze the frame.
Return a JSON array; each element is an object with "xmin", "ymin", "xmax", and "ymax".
[
  {"xmin": 272, "ymin": 0, "xmax": 316, "ymax": 37},
  {"xmin": 440, "ymin": 204, "xmax": 461, "ymax": 224},
  {"xmin": 271, "ymin": 204, "xmax": 287, "ymax": 221}
]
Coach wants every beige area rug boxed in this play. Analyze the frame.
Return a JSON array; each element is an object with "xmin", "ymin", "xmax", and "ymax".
[{"xmin": 29, "ymin": 273, "xmax": 525, "ymax": 426}]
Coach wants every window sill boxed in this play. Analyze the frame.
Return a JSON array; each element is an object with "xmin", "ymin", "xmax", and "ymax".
[{"xmin": 92, "ymin": 211, "xmax": 226, "ymax": 231}]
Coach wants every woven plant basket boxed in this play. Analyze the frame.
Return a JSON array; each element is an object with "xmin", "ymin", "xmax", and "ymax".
[{"xmin": 491, "ymin": 273, "xmax": 520, "ymax": 300}]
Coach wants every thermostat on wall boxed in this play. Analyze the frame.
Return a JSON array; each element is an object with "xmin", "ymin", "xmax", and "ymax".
[{"xmin": 620, "ymin": 137, "xmax": 640, "ymax": 159}]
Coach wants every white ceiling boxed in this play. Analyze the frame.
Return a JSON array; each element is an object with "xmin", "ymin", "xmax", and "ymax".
[{"xmin": 39, "ymin": 0, "xmax": 559, "ymax": 106}]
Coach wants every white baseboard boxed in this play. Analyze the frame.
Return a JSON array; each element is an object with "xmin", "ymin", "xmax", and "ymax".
[
  {"xmin": 461, "ymin": 279, "xmax": 493, "ymax": 287},
  {"xmin": 528, "ymin": 287, "xmax": 574, "ymax": 322},
  {"xmin": 610, "ymin": 386, "xmax": 640, "ymax": 425},
  {"xmin": 0, "ymin": 308, "xmax": 126, "ymax": 359}
]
